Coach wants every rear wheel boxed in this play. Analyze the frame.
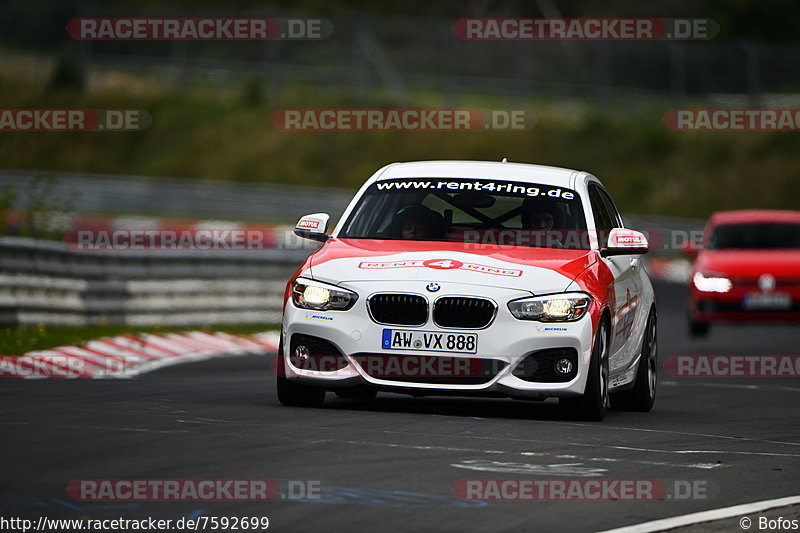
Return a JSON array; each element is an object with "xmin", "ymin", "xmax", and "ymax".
[
  {"xmin": 560, "ymin": 320, "xmax": 609, "ymax": 421},
  {"xmin": 611, "ymin": 309, "xmax": 657, "ymax": 412},
  {"xmin": 276, "ymin": 337, "xmax": 325, "ymax": 407}
]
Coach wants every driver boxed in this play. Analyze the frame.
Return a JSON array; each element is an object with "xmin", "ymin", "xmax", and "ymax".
[
  {"xmin": 393, "ymin": 205, "xmax": 443, "ymax": 240},
  {"xmin": 401, "ymin": 218, "xmax": 428, "ymax": 239},
  {"xmin": 521, "ymin": 197, "xmax": 560, "ymax": 230}
]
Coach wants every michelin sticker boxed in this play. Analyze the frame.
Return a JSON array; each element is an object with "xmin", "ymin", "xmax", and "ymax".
[{"xmin": 304, "ymin": 312, "xmax": 334, "ymax": 321}]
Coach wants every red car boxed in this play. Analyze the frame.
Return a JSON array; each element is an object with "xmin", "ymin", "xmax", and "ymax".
[{"xmin": 686, "ymin": 210, "xmax": 800, "ymax": 336}]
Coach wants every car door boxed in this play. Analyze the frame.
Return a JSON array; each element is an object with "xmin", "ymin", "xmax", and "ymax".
[{"xmin": 588, "ymin": 184, "xmax": 640, "ymax": 373}]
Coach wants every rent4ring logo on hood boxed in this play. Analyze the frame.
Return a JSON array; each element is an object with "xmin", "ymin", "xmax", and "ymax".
[{"xmin": 358, "ymin": 258, "xmax": 523, "ymax": 277}]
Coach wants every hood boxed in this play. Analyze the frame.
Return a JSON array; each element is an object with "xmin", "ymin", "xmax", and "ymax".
[
  {"xmin": 696, "ymin": 249, "xmax": 800, "ymax": 280},
  {"xmin": 307, "ymin": 238, "xmax": 597, "ymax": 294}
]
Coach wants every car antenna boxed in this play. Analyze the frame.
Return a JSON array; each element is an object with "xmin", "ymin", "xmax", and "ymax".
[{"xmin": 501, "ymin": 157, "xmax": 508, "ymax": 163}]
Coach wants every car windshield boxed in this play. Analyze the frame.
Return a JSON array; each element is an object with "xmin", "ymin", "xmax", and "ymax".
[
  {"xmin": 339, "ymin": 178, "xmax": 589, "ymax": 249},
  {"xmin": 706, "ymin": 223, "xmax": 800, "ymax": 249}
]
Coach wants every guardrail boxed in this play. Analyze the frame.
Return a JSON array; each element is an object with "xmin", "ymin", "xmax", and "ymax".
[
  {"xmin": 1, "ymin": 170, "xmax": 355, "ymax": 223},
  {"xmin": 0, "ymin": 236, "xmax": 311, "ymax": 327}
]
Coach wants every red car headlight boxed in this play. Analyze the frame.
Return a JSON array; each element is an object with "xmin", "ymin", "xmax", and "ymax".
[{"xmin": 692, "ymin": 272, "xmax": 732, "ymax": 293}]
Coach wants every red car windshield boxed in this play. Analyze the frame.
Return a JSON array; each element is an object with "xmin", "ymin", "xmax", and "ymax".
[{"xmin": 706, "ymin": 223, "xmax": 800, "ymax": 250}]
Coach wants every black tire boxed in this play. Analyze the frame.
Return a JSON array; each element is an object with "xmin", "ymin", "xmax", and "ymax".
[
  {"xmin": 276, "ymin": 337, "xmax": 325, "ymax": 407},
  {"xmin": 335, "ymin": 387, "xmax": 378, "ymax": 400},
  {"xmin": 611, "ymin": 309, "xmax": 657, "ymax": 412},
  {"xmin": 688, "ymin": 316, "xmax": 710, "ymax": 338},
  {"xmin": 560, "ymin": 320, "xmax": 609, "ymax": 421}
]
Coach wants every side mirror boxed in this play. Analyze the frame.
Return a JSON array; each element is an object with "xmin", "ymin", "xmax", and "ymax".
[
  {"xmin": 601, "ymin": 228, "xmax": 649, "ymax": 257},
  {"xmin": 294, "ymin": 213, "xmax": 330, "ymax": 242}
]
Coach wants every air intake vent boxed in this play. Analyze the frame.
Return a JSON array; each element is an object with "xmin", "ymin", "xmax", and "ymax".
[
  {"xmin": 368, "ymin": 293, "xmax": 428, "ymax": 326},
  {"xmin": 433, "ymin": 297, "xmax": 496, "ymax": 329},
  {"xmin": 354, "ymin": 353, "xmax": 506, "ymax": 385}
]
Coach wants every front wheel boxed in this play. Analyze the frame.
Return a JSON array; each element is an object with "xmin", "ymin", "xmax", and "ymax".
[
  {"xmin": 277, "ymin": 376, "xmax": 326, "ymax": 407},
  {"xmin": 560, "ymin": 320, "xmax": 609, "ymax": 421},
  {"xmin": 276, "ymin": 338, "xmax": 325, "ymax": 407},
  {"xmin": 611, "ymin": 309, "xmax": 657, "ymax": 412}
]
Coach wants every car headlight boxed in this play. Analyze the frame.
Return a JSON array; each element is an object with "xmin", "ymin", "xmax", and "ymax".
[
  {"xmin": 692, "ymin": 272, "xmax": 732, "ymax": 293},
  {"xmin": 508, "ymin": 293, "xmax": 592, "ymax": 322},
  {"xmin": 292, "ymin": 277, "xmax": 358, "ymax": 310}
]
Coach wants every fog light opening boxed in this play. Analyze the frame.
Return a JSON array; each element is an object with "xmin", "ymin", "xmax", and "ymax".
[
  {"xmin": 294, "ymin": 344, "xmax": 311, "ymax": 361},
  {"xmin": 554, "ymin": 358, "xmax": 574, "ymax": 376}
]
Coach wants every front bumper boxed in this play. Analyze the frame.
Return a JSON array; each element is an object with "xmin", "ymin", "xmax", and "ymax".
[
  {"xmin": 689, "ymin": 287, "xmax": 800, "ymax": 323},
  {"xmin": 281, "ymin": 281, "xmax": 596, "ymax": 399}
]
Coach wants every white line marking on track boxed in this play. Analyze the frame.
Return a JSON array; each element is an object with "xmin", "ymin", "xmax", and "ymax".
[
  {"xmin": 380, "ymin": 430, "xmax": 800, "ymax": 458},
  {"xmin": 451, "ymin": 459, "xmax": 608, "ymax": 477},
  {"xmin": 597, "ymin": 495, "xmax": 800, "ymax": 533},
  {"xmin": 555, "ymin": 424, "xmax": 800, "ymax": 448},
  {"xmin": 660, "ymin": 380, "xmax": 800, "ymax": 392},
  {"xmin": 2, "ymin": 421, "xmax": 189, "ymax": 434},
  {"xmin": 311, "ymin": 438, "xmax": 727, "ymax": 470},
  {"xmin": 319, "ymin": 439, "xmax": 506, "ymax": 454},
  {"xmin": 624, "ymin": 460, "xmax": 722, "ymax": 469},
  {"xmin": 608, "ymin": 445, "xmax": 800, "ymax": 458},
  {"xmin": 175, "ymin": 417, "xmax": 232, "ymax": 424},
  {"xmin": 521, "ymin": 451, "xmax": 723, "ymax": 470}
]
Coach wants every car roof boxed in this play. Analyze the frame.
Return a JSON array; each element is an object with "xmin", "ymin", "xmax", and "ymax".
[
  {"xmin": 709, "ymin": 209, "xmax": 800, "ymax": 225},
  {"xmin": 375, "ymin": 160, "xmax": 584, "ymax": 188}
]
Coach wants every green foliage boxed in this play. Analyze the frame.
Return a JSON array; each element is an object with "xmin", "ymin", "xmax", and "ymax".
[
  {"xmin": 47, "ymin": 48, "xmax": 84, "ymax": 92},
  {"xmin": 1, "ymin": 75, "xmax": 799, "ymax": 219},
  {"xmin": 241, "ymin": 77, "xmax": 266, "ymax": 107}
]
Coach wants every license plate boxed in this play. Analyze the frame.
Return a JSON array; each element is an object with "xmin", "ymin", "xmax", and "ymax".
[
  {"xmin": 382, "ymin": 329, "xmax": 477, "ymax": 354},
  {"xmin": 743, "ymin": 292, "xmax": 791, "ymax": 310}
]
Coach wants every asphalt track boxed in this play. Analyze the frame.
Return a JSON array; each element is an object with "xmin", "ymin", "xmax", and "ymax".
[{"xmin": 2, "ymin": 281, "xmax": 799, "ymax": 532}]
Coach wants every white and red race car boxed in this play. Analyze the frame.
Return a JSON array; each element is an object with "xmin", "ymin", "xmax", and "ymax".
[{"xmin": 278, "ymin": 160, "xmax": 656, "ymax": 420}]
